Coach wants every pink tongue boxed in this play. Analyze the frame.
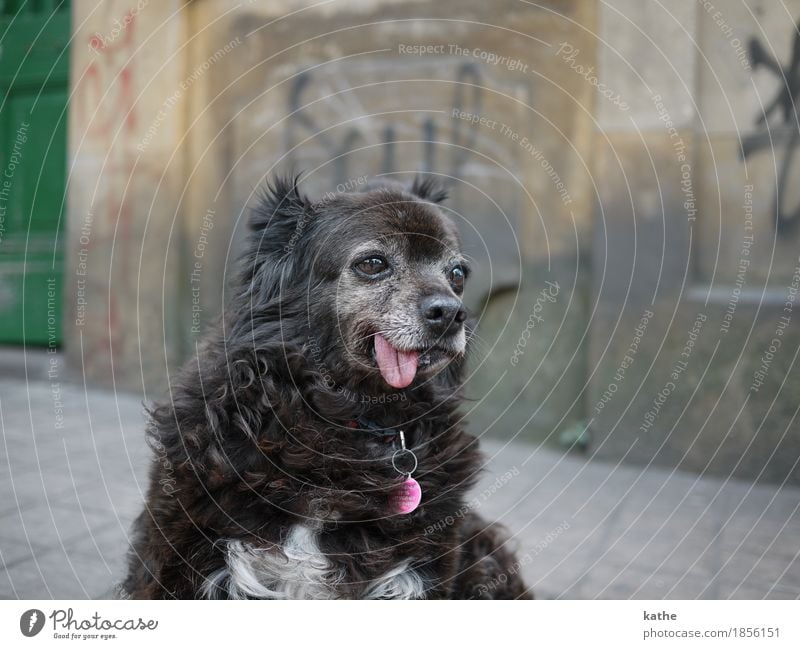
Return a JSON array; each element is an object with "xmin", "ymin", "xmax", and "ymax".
[{"xmin": 373, "ymin": 334, "xmax": 419, "ymax": 388}]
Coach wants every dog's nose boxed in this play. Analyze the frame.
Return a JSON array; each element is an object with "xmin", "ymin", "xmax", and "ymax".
[{"xmin": 421, "ymin": 295, "xmax": 467, "ymax": 335}]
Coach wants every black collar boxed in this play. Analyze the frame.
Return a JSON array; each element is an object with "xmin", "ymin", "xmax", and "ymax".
[{"xmin": 346, "ymin": 416, "xmax": 402, "ymax": 443}]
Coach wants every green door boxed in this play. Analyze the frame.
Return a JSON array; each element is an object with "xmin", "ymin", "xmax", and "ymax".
[{"xmin": 0, "ymin": 1, "xmax": 70, "ymax": 346}]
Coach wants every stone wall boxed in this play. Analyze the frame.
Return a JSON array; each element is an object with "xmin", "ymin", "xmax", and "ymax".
[
  {"xmin": 588, "ymin": 0, "xmax": 800, "ymax": 484},
  {"xmin": 65, "ymin": 1, "xmax": 189, "ymax": 396}
]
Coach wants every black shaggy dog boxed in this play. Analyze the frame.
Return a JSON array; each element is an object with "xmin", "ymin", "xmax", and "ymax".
[{"xmin": 123, "ymin": 176, "xmax": 530, "ymax": 599}]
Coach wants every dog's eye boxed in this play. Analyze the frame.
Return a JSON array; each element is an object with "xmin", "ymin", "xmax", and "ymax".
[
  {"xmin": 448, "ymin": 266, "xmax": 466, "ymax": 293},
  {"xmin": 355, "ymin": 256, "xmax": 389, "ymax": 276}
]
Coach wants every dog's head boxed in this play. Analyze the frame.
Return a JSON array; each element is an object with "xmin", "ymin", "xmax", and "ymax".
[{"xmin": 243, "ymin": 176, "xmax": 470, "ymax": 392}]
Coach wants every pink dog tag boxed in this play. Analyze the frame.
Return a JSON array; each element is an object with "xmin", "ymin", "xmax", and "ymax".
[{"xmin": 389, "ymin": 477, "xmax": 422, "ymax": 515}]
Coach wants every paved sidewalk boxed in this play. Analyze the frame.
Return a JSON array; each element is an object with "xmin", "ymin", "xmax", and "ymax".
[{"xmin": 0, "ymin": 376, "xmax": 798, "ymax": 599}]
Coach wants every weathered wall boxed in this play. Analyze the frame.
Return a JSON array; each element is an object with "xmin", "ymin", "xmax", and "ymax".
[
  {"xmin": 65, "ymin": 0, "xmax": 189, "ymax": 397},
  {"xmin": 588, "ymin": 0, "xmax": 800, "ymax": 484}
]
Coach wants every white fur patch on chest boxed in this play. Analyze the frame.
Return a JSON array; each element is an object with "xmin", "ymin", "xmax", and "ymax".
[
  {"xmin": 361, "ymin": 561, "xmax": 426, "ymax": 600},
  {"xmin": 201, "ymin": 525, "xmax": 425, "ymax": 600}
]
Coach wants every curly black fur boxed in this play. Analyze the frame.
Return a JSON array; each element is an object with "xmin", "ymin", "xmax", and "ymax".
[{"xmin": 123, "ymin": 176, "xmax": 531, "ymax": 599}]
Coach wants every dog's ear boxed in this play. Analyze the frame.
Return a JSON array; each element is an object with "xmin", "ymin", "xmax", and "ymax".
[
  {"xmin": 242, "ymin": 175, "xmax": 314, "ymax": 302},
  {"xmin": 249, "ymin": 174, "xmax": 311, "ymax": 244},
  {"xmin": 409, "ymin": 176, "xmax": 448, "ymax": 204}
]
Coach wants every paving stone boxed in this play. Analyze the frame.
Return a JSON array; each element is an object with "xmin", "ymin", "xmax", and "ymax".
[
  {"xmin": 67, "ymin": 523, "xmax": 133, "ymax": 564},
  {"xmin": 0, "ymin": 545, "xmax": 119, "ymax": 599},
  {"xmin": 581, "ymin": 560, "xmax": 718, "ymax": 599},
  {"xmin": 0, "ymin": 538, "xmax": 39, "ymax": 569},
  {"xmin": 0, "ymin": 502, "xmax": 118, "ymax": 554}
]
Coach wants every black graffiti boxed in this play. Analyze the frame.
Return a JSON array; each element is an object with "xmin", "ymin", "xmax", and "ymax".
[
  {"xmin": 285, "ymin": 62, "xmax": 483, "ymax": 186},
  {"xmin": 741, "ymin": 21, "xmax": 800, "ymax": 234}
]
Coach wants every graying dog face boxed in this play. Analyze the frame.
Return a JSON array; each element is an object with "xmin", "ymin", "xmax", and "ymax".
[{"xmin": 312, "ymin": 186, "xmax": 470, "ymax": 390}]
